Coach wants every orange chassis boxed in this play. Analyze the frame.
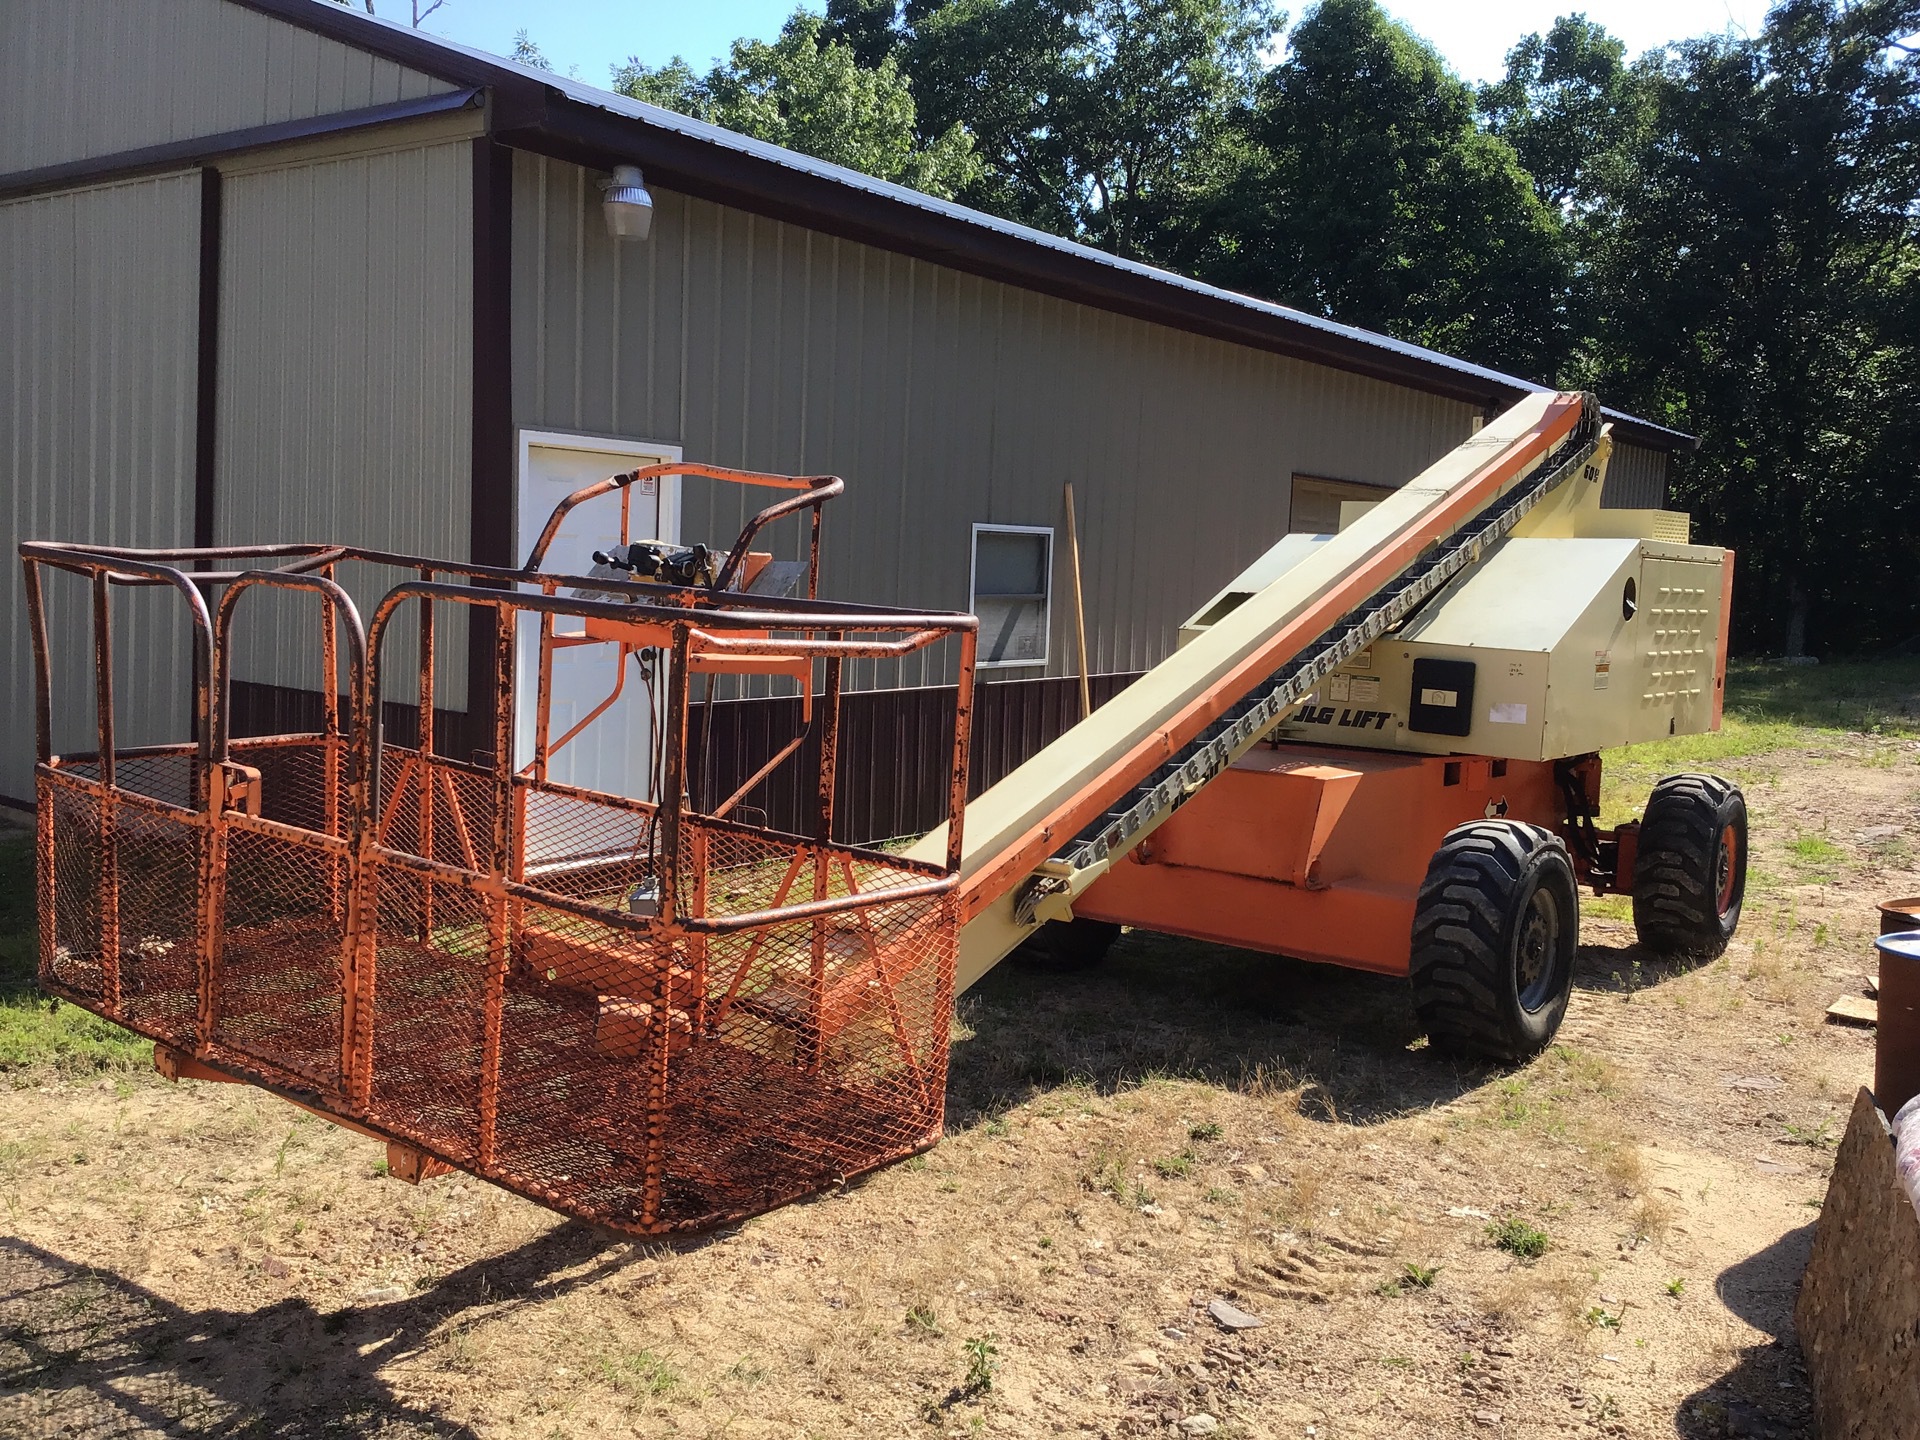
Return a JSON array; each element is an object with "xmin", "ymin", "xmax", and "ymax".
[{"xmin": 1075, "ymin": 745, "xmax": 1634, "ymax": 975}]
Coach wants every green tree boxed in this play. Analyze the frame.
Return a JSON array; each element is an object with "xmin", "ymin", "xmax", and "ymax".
[
  {"xmin": 896, "ymin": 0, "xmax": 1086, "ymax": 234},
  {"xmin": 822, "ymin": 0, "xmax": 907, "ymax": 68},
  {"xmin": 904, "ymin": 0, "xmax": 1281, "ymax": 256},
  {"xmin": 1479, "ymin": 14, "xmax": 1646, "ymax": 214},
  {"xmin": 510, "ymin": 29, "xmax": 553, "ymax": 72},
  {"xmin": 1583, "ymin": 0, "xmax": 1920, "ymax": 653},
  {"xmin": 613, "ymin": 12, "xmax": 982, "ymax": 200},
  {"xmin": 1193, "ymin": 0, "xmax": 1571, "ymax": 377}
]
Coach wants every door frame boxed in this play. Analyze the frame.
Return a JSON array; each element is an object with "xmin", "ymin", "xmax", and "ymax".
[
  {"xmin": 515, "ymin": 428, "xmax": 683, "ymax": 565},
  {"xmin": 511, "ymin": 429, "xmax": 683, "ymax": 801}
]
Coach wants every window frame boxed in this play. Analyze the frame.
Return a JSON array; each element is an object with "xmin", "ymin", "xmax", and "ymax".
[{"xmin": 968, "ymin": 522, "xmax": 1055, "ymax": 670}]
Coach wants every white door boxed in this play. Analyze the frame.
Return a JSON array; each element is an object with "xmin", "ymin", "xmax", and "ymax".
[{"xmin": 515, "ymin": 432, "xmax": 681, "ymax": 806}]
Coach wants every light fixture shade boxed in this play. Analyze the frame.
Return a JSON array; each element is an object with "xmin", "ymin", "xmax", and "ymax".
[{"xmin": 602, "ymin": 164, "xmax": 654, "ymax": 241}]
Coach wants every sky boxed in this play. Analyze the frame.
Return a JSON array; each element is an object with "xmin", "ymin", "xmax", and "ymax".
[{"xmin": 394, "ymin": 0, "xmax": 1779, "ymax": 91}]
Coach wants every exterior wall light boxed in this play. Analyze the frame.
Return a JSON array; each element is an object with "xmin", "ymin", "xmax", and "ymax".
[{"xmin": 601, "ymin": 165, "xmax": 654, "ymax": 241}]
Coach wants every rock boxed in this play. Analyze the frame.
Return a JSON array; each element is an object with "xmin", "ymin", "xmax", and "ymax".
[
  {"xmin": 1446, "ymin": 1206, "xmax": 1492, "ymax": 1220},
  {"xmin": 1726, "ymin": 1076, "xmax": 1784, "ymax": 1093},
  {"xmin": 1124, "ymin": 1348, "xmax": 1162, "ymax": 1371},
  {"xmin": 1138, "ymin": 1203, "xmax": 1165, "ymax": 1218},
  {"xmin": 1207, "ymin": 1298, "xmax": 1265, "ymax": 1331},
  {"xmin": 1161, "ymin": 1326, "xmax": 1189, "ymax": 1341},
  {"xmin": 1230, "ymin": 1162, "xmax": 1267, "ymax": 1182},
  {"xmin": 1471, "ymin": 1411, "xmax": 1502, "ymax": 1426},
  {"xmin": 1178, "ymin": 1416, "xmax": 1220, "ymax": 1436},
  {"xmin": 261, "ymin": 1255, "xmax": 290, "ymax": 1279},
  {"xmin": 355, "ymin": 1284, "xmax": 407, "ymax": 1303},
  {"xmin": 1859, "ymin": 825, "xmax": 1902, "ymax": 841}
]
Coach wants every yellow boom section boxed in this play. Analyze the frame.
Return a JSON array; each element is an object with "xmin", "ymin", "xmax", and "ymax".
[{"xmin": 904, "ymin": 390, "xmax": 1598, "ymax": 991}]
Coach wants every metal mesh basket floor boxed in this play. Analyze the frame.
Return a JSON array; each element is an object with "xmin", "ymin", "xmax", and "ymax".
[{"xmin": 39, "ymin": 743, "xmax": 956, "ymax": 1235}]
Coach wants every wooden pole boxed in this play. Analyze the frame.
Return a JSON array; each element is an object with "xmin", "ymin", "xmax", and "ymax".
[{"xmin": 1063, "ymin": 482, "xmax": 1091, "ymax": 720}]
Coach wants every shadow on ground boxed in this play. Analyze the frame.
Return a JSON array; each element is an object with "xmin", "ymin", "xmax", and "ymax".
[
  {"xmin": 948, "ymin": 924, "xmax": 1687, "ymax": 1130},
  {"xmin": 0, "ymin": 1223, "xmax": 655, "ymax": 1437},
  {"xmin": 1673, "ymin": 1226, "xmax": 1818, "ymax": 1440}
]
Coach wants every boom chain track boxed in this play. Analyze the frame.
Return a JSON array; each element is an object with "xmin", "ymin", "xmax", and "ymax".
[{"xmin": 1013, "ymin": 413, "xmax": 1603, "ymax": 924}]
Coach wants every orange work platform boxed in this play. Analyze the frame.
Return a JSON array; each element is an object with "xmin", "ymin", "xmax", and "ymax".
[
  {"xmin": 1076, "ymin": 745, "xmax": 1565, "ymax": 974},
  {"xmin": 23, "ymin": 465, "xmax": 980, "ymax": 1236}
]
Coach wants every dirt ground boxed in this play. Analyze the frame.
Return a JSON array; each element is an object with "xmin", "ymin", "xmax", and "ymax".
[{"xmin": 2, "ymin": 679, "xmax": 1917, "ymax": 1438}]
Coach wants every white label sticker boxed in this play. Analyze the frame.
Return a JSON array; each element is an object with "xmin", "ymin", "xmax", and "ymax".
[
  {"xmin": 1328, "ymin": 675, "xmax": 1351, "ymax": 701},
  {"xmin": 1351, "ymin": 676, "xmax": 1381, "ymax": 703},
  {"xmin": 1420, "ymin": 688, "xmax": 1458, "ymax": 707},
  {"xmin": 1488, "ymin": 702, "xmax": 1528, "ymax": 724},
  {"xmin": 640, "ymin": 474, "xmax": 657, "ymax": 495}
]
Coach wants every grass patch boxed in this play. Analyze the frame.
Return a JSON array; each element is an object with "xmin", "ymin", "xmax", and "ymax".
[
  {"xmin": 1596, "ymin": 660, "xmax": 1920, "ymax": 824},
  {"xmin": 1724, "ymin": 658, "xmax": 1920, "ymax": 735},
  {"xmin": 1487, "ymin": 1216, "xmax": 1550, "ymax": 1260},
  {"xmin": 962, "ymin": 1335, "xmax": 999, "ymax": 1396},
  {"xmin": 1782, "ymin": 1117, "xmax": 1837, "ymax": 1148},
  {"xmin": 0, "ymin": 832, "xmax": 149, "ymax": 1076},
  {"xmin": 1152, "ymin": 1150, "xmax": 1195, "ymax": 1179},
  {"xmin": 1582, "ymin": 893, "xmax": 1635, "ymax": 923},
  {"xmin": 1786, "ymin": 834, "xmax": 1847, "ymax": 880},
  {"xmin": 906, "ymin": 1304, "xmax": 943, "ymax": 1336},
  {"xmin": 600, "ymin": 1348, "xmax": 680, "ymax": 1399}
]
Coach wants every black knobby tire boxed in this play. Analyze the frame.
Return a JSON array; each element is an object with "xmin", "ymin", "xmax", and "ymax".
[
  {"xmin": 1011, "ymin": 917, "xmax": 1122, "ymax": 973},
  {"xmin": 1410, "ymin": 821, "xmax": 1580, "ymax": 1062},
  {"xmin": 1632, "ymin": 773, "xmax": 1747, "ymax": 958}
]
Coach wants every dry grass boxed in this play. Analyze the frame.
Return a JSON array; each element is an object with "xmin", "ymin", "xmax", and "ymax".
[{"xmin": 2, "ymin": 668, "xmax": 1916, "ymax": 1436}]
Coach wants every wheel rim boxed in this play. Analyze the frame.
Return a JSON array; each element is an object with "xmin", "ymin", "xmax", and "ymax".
[
  {"xmin": 1516, "ymin": 886, "xmax": 1562, "ymax": 1013},
  {"xmin": 1714, "ymin": 824, "xmax": 1739, "ymax": 915}
]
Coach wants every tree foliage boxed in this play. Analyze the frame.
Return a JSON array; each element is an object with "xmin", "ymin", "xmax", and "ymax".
[
  {"xmin": 1479, "ymin": 14, "xmax": 1644, "ymax": 214},
  {"xmin": 1190, "ymin": 0, "xmax": 1569, "ymax": 376},
  {"xmin": 1575, "ymin": 0, "xmax": 1920, "ymax": 653},
  {"xmin": 612, "ymin": 13, "xmax": 982, "ymax": 199},
  {"xmin": 904, "ymin": 0, "xmax": 1280, "ymax": 256}
]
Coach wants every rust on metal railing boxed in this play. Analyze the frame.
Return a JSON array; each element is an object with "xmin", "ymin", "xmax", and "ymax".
[{"xmin": 19, "ymin": 464, "xmax": 976, "ymax": 1236}]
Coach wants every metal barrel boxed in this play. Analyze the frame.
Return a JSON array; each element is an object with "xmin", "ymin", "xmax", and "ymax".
[
  {"xmin": 1879, "ymin": 897, "xmax": 1920, "ymax": 936},
  {"xmin": 1875, "ymin": 930, "xmax": 1920, "ymax": 1118}
]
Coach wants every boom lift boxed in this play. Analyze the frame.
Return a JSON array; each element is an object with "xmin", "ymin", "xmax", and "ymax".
[{"xmin": 22, "ymin": 391, "xmax": 1745, "ymax": 1234}]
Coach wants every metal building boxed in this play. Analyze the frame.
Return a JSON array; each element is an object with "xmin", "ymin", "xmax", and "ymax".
[{"xmin": 0, "ymin": 0, "xmax": 1694, "ymax": 833}]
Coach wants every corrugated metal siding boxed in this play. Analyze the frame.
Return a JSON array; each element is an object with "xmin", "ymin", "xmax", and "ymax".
[
  {"xmin": 511, "ymin": 154, "xmax": 1480, "ymax": 691},
  {"xmin": 1603, "ymin": 442, "xmax": 1669, "ymax": 509},
  {"xmin": 216, "ymin": 141, "xmax": 473, "ymax": 705},
  {"xmin": 0, "ymin": 0, "xmax": 456, "ymax": 177},
  {"xmin": 1, "ymin": 174, "xmax": 201, "ymax": 801}
]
